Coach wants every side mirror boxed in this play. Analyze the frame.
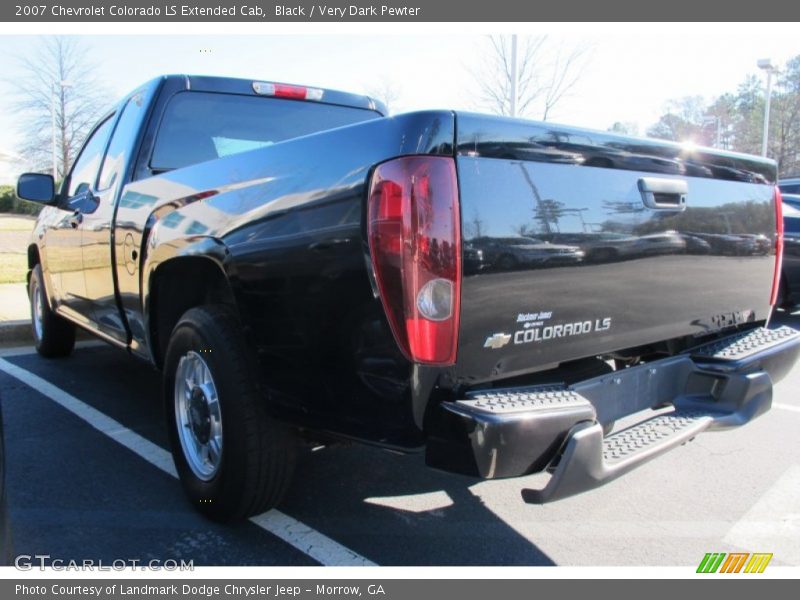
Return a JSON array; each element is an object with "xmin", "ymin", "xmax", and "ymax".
[{"xmin": 17, "ymin": 173, "xmax": 56, "ymax": 204}]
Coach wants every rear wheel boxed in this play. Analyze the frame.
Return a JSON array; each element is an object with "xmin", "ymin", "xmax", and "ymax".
[
  {"xmin": 778, "ymin": 277, "xmax": 795, "ymax": 311},
  {"xmin": 591, "ymin": 247, "xmax": 618, "ymax": 263},
  {"xmin": 29, "ymin": 264, "xmax": 75, "ymax": 358},
  {"xmin": 164, "ymin": 305, "xmax": 296, "ymax": 522},
  {"xmin": 497, "ymin": 254, "xmax": 518, "ymax": 270}
]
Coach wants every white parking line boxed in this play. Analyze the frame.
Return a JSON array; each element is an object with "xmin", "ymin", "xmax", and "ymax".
[
  {"xmin": 724, "ymin": 465, "xmax": 800, "ymax": 565},
  {"xmin": 0, "ymin": 340, "xmax": 104, "ymax": 358},
  {"xmin": 0, "ymin": 344, "xmax": 42, "ymax": 358},
  {"xmin": 0, "ymin": 357, "xmax": 377, "ymax": 567},
  {"xmin": 774, "ymin": 403, "xmax": 800, "ymax": 414}
]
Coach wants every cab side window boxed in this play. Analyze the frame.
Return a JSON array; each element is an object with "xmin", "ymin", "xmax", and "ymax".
[
  {"xmin": 66, "ymin": 116, "xmax": 115, "ymax": 200},
  {"xmin": 98, "ymin": 94, "xmax": 145, "ymax": 193}
]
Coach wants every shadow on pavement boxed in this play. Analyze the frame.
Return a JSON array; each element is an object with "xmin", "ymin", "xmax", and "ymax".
[{"xmin": 2, "ymin": 344, "xmax": 555, "ymax": 566}]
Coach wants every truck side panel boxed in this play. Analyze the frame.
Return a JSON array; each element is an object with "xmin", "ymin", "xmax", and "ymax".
[{"xmin": 117, "ymin": 110, "xmax": 456, "ymax": 446}]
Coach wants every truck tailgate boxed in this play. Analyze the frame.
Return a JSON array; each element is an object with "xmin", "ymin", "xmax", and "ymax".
[{"xmin": 454, "ymin": 113, "xmax": 778, "ymax": 384}]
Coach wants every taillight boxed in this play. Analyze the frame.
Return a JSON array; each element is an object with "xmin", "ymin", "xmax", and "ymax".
[
  {"xmin": 367, "ymin": 157, "xmax": 461, "ymax": 365},
  {"xmin": 770, "ymin": 186, "xmax": 784, "ymax": 306},
  {"xmin": 252, "ymin": 81, "xmax": 324, "ymax": 101}
]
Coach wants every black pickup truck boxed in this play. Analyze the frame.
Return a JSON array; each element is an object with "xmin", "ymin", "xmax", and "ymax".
[{"xmin": 17, "ymin": 75, "xmax": 800, "ymax": 521}]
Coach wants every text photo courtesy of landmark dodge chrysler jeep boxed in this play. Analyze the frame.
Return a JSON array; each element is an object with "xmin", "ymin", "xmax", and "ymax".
[{"xmin": 16, "ymin": 74, "xmax": 800, "ymax": 521}]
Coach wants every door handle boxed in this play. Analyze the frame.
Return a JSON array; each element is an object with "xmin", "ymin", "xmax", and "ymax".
[
  {"xmin": 638, "ymin": 177, "xmax": 688, "ymax": 211},
  {"xmin": 309, "ymin": 238, "xmax": 350, "ymax": 252},
  {"xmin": 69, "ymin": 211, "xmax": 83, "ymax": 228}
]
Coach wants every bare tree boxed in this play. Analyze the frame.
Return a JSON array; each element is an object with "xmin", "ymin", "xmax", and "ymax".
[
  {"xmin": 539, "ymin": 41, "xmax": 589, "ymax": 121},
  {"xmin": 646, "ymin": 96, "xmax": 711, "ymax": 144},
  {"xmin": 465, "ymin": 212, "xmax": 486, "ymax": 238},
  {"xmin": 769, "ymin": 57, "xmax": 800, "ymax": 175},
  {"xmin": 11, "ymin": 36, "xmax": 111, "ymax": 178},
  {"xmin": 512, "ymin": 223, "xmax": 536, "ymax": 237},
  {"xmin": 471, "ymin": 35, "xmax": 589, "ymax": 121},
  {"xmin": 644, "ymin": 57, "xmax": 800, "ymax": 174},
  {"xmin": 608, "ymin": 121, "xmax": 640, "ymax": 136},
  {"xmin": 365, "ymin": 79, "xmax": 402, "ymax": 115}
]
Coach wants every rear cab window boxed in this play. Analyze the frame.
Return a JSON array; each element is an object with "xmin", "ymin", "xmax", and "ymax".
[
  {"xmin": 150, "ymin": 91, "xmax": 381, "ymax": 172},
  {"xmin": 98, "ymin": 91, "xmax": 148, "ymax": 194},
  {"xmin": 67, "ymin": 116, "xmax": 115, "ymax": 198}
]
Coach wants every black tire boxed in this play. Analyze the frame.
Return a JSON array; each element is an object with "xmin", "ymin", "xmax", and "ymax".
[
  {"xmin": 28, "ymin": 264, "xmax": 75, "ymax": 358},
  {"xmin": 591, "ymin": 247, "xmax": 618, "ymax": 263},
  {"xmin": 496, "ymin": 254, "xmax": 518, "ymax": 270},
  {"xmin": 777, "ymin": 277, "xmax": 795, "ymax": 311},
  {"xmin": 164, "ymin": 304, "xmax": 296, "ymax": 522}
]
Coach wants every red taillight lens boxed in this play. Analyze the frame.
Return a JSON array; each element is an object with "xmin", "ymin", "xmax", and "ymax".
[
  {"xmin": 252, "ymin": 81, "xmax": 325, "ymax": 101},
  {"xmin": 770, "ymin": 186, "xmax": 784, "ymax": 306},
  {"xmin": 367, "ymin": 157, "xmax": 461, "ymax": 365},
  {"xmin": 273, "ymin": 83, "xmax": 308, "ymax": 99}
]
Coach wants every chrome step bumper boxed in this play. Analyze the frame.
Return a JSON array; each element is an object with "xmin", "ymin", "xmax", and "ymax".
[
  {"xmin": 428, "ymin": 326, "xmax": 800, "ymax": 502},
  {"xmin": 522, "ymin": 407, "xmax": 730, "ymax": 503},
  {"xmin": 689, "ymin": 325, "xmax": 798, "ymax": 362},
  {"xmin": 602, "ymin": 410, "xmax": 714, "ymax": 465}
]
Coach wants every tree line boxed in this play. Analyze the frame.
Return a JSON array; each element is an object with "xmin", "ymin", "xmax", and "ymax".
[
  {"xmin": 7, "ymin": 37, "xmax": 800, "ymax": 189},
  {"xmin": 625, "ymin": 55, "xmax": 800, "ymax": 177}
]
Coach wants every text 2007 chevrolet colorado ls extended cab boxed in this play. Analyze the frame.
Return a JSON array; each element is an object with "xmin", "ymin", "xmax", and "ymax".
[{"xmin": 17, "ymin": 75, "xmax": 800, "ymax": 521}]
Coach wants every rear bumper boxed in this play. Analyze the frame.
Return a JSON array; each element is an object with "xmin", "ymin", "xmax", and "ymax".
[{"xmin": 426, "ymin": 326, "xmax": 800, "ymax": 501}]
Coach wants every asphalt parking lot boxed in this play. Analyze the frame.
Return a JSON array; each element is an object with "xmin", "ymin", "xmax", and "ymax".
[{"xmin": 1, "ymin": 313, "xmax": 799, "ymax": 567}]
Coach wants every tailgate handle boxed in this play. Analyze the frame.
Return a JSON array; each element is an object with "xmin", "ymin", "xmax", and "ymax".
[{"xmin": 638, "ymin": 178, "xmax": 687, "ymax": 211}]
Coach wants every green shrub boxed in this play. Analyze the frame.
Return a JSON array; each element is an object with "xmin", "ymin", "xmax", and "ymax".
[
  {"xmin": 14, "ymin": 197, "xmax": 43, "ymax": 216},
  {"xmin": 0, "ymin": 184, "xmax": 43, "ymax": 216},
  {"xmin": 0, "ymin": 185, "xmax": 13, "ymax": 213}
]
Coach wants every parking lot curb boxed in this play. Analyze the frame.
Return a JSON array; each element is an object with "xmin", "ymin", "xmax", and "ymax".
[
  {"xmin": 0, "ymin": 319, "xmax": 32, "ymax": 345},
  {"xmin": 0, "ymin": 319, "xmax": 92, "ymax": 347}
]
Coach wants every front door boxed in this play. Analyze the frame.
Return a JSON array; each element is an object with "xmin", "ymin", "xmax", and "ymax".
[{"xmin": 45, "ymin": 115, "xmax": 114, "ymax": 327}]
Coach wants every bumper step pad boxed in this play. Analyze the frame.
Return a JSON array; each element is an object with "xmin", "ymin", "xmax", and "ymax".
[
  {"xmin": 442, "ymin": 325, "xmax": 800, "ymax": 503},
  {"xmin": 690, "ymin": 326, "xmax": 800, "ymax": 362},
  {"xmin": 517, "ymin": 326, "xmax": 800, "ymax": 503},
  {"xmin": 602, "ymin": 411, "xmax": 713, "ymax": 464},
  {"xmin": 523, "ymin": 409, "xmax": 719, "ymax": 504},
  {"xmin": 459, "ymin": 386, "xmax": 590, "ymax": 415}
]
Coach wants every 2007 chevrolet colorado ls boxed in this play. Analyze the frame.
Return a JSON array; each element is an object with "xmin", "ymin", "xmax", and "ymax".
[{"xmin": 17, "ymin": 75, "xmax": 800, "ymax": 521}]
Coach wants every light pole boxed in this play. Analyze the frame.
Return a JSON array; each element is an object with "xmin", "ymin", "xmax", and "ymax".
[
  {"xmin": 757, "ymin": 58, "xmax": 778, "ymax": 157},
  {"xmin": 50, "ymin": 80, "xmax": 71, "ymax": 180},
  {"xmin": 509, "ymin": 34, "xmax": 518, "ymax": 117}
]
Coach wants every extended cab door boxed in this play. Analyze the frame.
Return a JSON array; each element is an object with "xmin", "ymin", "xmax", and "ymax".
[
  {"xmin": 46, "ymin": 115, "xmax": 115, "ymax": 326},
  {"xmin": 82, "ymin": 92, "xmax": 151, "ymax": 344}
]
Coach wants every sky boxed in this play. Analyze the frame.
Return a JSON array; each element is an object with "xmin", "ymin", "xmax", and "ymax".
[{"xmin": 0, "ymin": 26, "xmax": 798, "ymax": 182}]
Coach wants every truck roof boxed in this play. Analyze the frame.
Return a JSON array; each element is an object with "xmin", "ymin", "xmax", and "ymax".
[{"xmin": 147, "ymin": 74, "xmax": 387, "ymax": 116}]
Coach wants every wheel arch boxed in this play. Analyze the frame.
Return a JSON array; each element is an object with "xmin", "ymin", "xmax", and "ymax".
[
  {"xmin": 147, "ymin": 253, "xmax": 238, "ymax": 368},
  {"xmin": 27, "ymin": 243, "xmax": 40, "ymax": 271},
  {"xmin": 27, "ymin": 243, "xmax": 55, "ymax": 310}
]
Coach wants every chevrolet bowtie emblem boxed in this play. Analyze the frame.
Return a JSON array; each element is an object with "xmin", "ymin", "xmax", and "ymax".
[{"xmin": 483, "ymin": 333, "xmax": 512, "ymax": 350}]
